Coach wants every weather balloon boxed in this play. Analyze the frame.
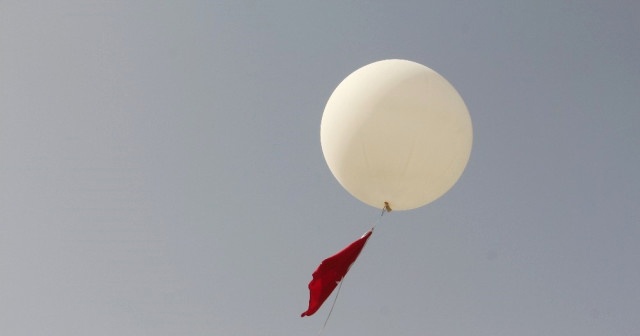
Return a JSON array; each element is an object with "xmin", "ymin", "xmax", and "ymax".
[{"xmin": 320, "ymin": 59, "xmax": 473, "ymax": 211}]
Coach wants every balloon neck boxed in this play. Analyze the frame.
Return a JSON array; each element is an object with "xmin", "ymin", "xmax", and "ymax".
[{"xmin": 384, "ymin": 202, "xmax": 392, "ymax": 213}]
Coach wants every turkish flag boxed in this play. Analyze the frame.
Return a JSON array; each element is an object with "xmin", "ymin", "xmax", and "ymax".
[{"xmin": 301, "ymin": 229, "xmax": 373, "ymax": 317}]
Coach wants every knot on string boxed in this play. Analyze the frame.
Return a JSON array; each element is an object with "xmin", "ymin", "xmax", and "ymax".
[{"xmin": 383, "ymin": 202, "xmax": 392, "ymax": 213}]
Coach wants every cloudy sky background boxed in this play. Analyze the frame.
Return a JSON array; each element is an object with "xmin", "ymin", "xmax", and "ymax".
[{"xmin": 1, "ymin": 1, "xmax": 639, "ymax": 335}]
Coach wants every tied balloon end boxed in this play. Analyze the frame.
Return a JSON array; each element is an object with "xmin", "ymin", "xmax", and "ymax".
[
  {"xmin": 373, "ymin": 202, "xmax": 391, "ymax": 229},
  {"xmin": 383, "ymin": 202, "xmax": 392, "ymax": 213}
]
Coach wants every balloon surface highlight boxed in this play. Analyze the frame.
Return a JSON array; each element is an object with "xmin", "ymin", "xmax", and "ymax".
[{"xmin": 321, "ymin": 59, "xmax": 473, "ymax": 211}]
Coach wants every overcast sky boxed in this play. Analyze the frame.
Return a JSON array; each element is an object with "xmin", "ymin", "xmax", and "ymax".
[{"xmin": 1, "ymin": 1, "xmax": 639, "ymax": 335}]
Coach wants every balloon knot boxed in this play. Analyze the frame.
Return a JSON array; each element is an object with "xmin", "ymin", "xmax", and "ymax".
[{"xmin": 384, "ymin": 202, "xmax": 392, "ymax": 213}]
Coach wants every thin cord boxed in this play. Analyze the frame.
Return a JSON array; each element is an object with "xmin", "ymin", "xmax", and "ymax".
[
  {"xmin": 371, "ymin": 203, "xmax": 388, "ymax": 230},
  {"xmin": 317, "ymin": 277, "xmax": 345, "ymax": 335}
]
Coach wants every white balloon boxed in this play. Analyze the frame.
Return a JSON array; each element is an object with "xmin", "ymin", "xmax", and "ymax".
[{"xmin": 321, "ymin": 59, "xmax": 473, "ymax": 211}]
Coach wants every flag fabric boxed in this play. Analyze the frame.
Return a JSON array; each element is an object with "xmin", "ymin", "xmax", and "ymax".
[{"xmin": 301, "ymin": 229, "xmax": 373, "ymax": 317}]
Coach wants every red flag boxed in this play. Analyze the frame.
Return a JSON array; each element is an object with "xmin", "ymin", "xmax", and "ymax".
[{"xmin": 301, "ymin": 229, "xmax": 373, "ymax": 317}]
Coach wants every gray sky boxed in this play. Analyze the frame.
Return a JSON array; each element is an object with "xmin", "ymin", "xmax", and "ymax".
[{"xmin": 1, "ymin": 1, "xmax": 639, "ymax": 335}]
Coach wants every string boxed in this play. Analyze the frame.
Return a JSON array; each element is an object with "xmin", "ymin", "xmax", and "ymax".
[
  {"xmin": 316, "ymin": 204, "xmax": 389, "ymax": 335},
  {"xmin": 372, "ymin": 202, "xmax": 389, "ymax": 231},
  {"xmin": 317, "ymin": 276, "xmax": 345, "ymax": 335}
]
